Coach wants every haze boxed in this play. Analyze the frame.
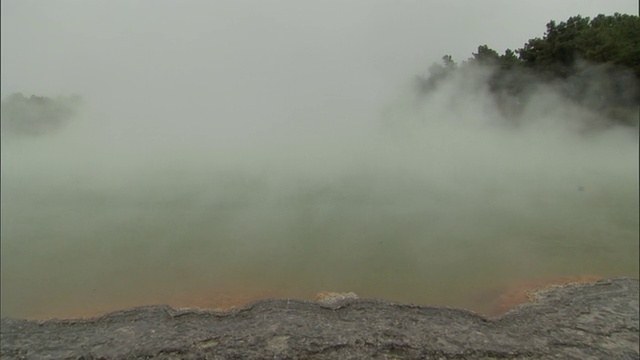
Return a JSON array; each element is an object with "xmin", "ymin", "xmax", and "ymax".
[{"xmin": 1, "ymin": 0, "xmax": 638, "ymax": 319}]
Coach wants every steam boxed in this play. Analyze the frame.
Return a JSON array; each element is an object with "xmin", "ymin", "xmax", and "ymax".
[
  {"xmin": 1, "ymin": 1, "xmax": 638, "ymax": 318},
  {"xmin": 2, "ymin": 59, "xmax": 637, "ymax": 318}
]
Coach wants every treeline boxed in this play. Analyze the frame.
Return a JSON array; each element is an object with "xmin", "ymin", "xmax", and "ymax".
[
  {"xmin": 417, "ymin": 13, "xmax": 640, "ymax": 127},
  {"xmin": 1, "ymin": 93, "xmax": 82, "ymax": 136}
]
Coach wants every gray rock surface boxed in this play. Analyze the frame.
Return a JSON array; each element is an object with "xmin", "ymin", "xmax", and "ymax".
[{"xmin": 1, "ymin": 278, "xmax": 638, "ymax": 359}]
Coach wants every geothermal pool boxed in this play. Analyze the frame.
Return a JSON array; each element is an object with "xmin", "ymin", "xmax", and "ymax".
[{"xmin": 1, "ymin": 113, "xmax": 638, "ymax": 320}]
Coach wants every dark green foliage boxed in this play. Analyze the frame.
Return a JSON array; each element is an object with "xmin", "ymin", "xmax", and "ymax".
[
  {"xmin": 1, "ymin": 93, "xmax": 82, "ymax": 136},
  {"xmin": 517, "ymin": 13, "xmax": 640, "ymax": 80},
  {"xmin": 416, "ymin": 13, "xmax": 640, "ymax": 128},
  {"xmin": 417, "ymin": 55, "xmax": 457, "ymax": 93},
  {"xmin": 470, "ymin": 45, "xmax": 500, "ymax": 66},
  {"xmin": 499, "ymin": 49, "xmax": 520, "ymax": 70}
]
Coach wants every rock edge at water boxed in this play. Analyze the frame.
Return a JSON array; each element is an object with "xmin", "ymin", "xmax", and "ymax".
[{"xmin": 1, "ymin": 278, "xmax": 638, "ymax": 359}]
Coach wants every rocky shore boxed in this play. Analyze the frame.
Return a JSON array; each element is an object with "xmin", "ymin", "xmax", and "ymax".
[{"xmin": 1, "ymin": 278, "xmax": 638, "ymax": 359}]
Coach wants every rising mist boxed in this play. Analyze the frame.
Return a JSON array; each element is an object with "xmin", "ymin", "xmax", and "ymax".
[{"xmin": 1, "ymin": 1, "xmax": 638, "ymax": 319}]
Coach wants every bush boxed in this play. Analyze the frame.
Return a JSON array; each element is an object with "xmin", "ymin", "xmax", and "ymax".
[{"xmin": 1, "ymin": 93, "xmax": 82, "ymax": 136}]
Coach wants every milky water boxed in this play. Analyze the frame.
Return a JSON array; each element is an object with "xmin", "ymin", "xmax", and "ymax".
[
  {"xmin": 2, "ymin": 0, "xmax": 638, "ymax": 320},
  {"xmin": 1, "ymin": 88, "xmax": 638, "ymax": 319}
]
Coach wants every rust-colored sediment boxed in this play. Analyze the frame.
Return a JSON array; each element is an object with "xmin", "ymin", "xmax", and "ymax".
[
  {"xmin": 51, "ymin": 290, "xmax": 353, "ymax": 319},
  {"xmin": 24, "ymin": 275, "xmax": 604, "ymax": 320},
  {"xmin": 25, "ymin": 289, "xmax": 292, "ymax": 321},
  {"xmin": 166, "ymin": 288, "xmax": 290, "ymax": 311},
  {"xmin": 487, "ymin": 274, "xmax": 603, "ymax": 317}
]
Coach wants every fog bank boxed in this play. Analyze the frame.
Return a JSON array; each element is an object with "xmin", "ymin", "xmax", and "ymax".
[{"xmin": 1, "ymin": 1, "xmax": 638, "ymax": 318}]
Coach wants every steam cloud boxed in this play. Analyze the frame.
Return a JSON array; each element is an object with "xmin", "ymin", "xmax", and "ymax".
[{"xmin": 1, "ymin": 2, "xmax": 638, "ymax": 318}]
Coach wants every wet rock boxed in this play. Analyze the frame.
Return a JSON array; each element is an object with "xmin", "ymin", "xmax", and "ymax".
[
  {"xmin": 315, "ymin": 291, "xmax": 360, "ymax": 307},
  {"xmin": 1, "ymin": 278, "xmax": 638, "ymax": 359}
]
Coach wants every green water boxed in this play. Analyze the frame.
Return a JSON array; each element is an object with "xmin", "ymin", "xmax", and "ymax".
[{"xmin": 1, "ymin": 115, "xmax": 638, "ymax": 319}]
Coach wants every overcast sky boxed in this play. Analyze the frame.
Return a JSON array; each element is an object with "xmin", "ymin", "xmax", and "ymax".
[{"xmin": 1, "ymin": 1, "xmax": 637, "ymax": 137}]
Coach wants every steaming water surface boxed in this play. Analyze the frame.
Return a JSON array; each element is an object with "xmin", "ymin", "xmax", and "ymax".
[
  {"xmin": 3, "ymin": 0, "xmax": 639, "ymax": 319},
  {"xmin": 1, "ymin": 95, "xmax": 638, "ymax": 319}
]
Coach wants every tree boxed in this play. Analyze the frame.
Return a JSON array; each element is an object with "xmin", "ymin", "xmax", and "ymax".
[
  {"xmin": 517, "ymin": 13, "xmax": 640, "ymax": 81},
  {"xmin": 470, "ymin": 45, "xmax": 500, "ymax": 66},
  {"xmin": 416, "ymin": 13, "xmax": 640, "ymax": 127},
  {"xmin": 499, "ymin": 49, "xmax": 520, "ymax": 70},
  {"xmin": 1, "ymin": 93, "xmax": 82, "ymax": 136},
  {"xmin": 416, "ymin": 55, "xmax": 457, "ymax": 92}
]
